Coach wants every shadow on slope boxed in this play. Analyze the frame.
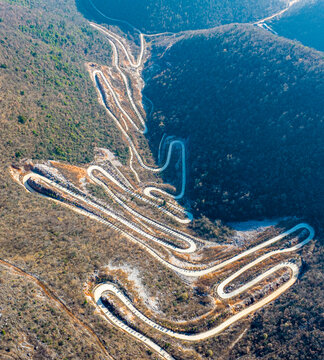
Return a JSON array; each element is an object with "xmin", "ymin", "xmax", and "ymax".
[
  {"xmin": 76, "ymin": 0, "xmax": 287, "ymax": 34},
  {"xmin": 270, "ymin": 0, "xmax": 324, "ymax": 52},
  {"xmin": 143, "ymin": 24, "xmax": 324, "ymax": 223}
]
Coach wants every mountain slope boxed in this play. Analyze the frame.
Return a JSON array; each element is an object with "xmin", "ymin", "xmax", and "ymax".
[
  {"xmin": 0, "ymin": 1, "xmax": 152, "ymax": 359},
  {"xmin": 79, "ymin": 0, "xmax": 287, "ymax": 33},
  {"xmin": 271, "ymin": 0, "xmax": 324, "ymax": 52},
  {"xmin": 143, "ymin": 24, "xmax": 324, "ymax": 222},
  {"xmin": 0, "ymin": 1, "xmax": 323, "ymax": 360},
  {"xmin": 0, "ymin": 0, "xmax": 129, "ymax": 165}
]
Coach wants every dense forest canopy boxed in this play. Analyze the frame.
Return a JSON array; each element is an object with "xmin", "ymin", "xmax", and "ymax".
[
  {"xmin": 0, "ymin": 0, "xmax": 129, "ymax": 165},
  {"xmin": 143, "ymin": 24, "xmax": 324, "ymax": 223},
  {"xmin": 271, "ymin": 0, "xmax": 324, "ymax": 52},
  {"xmin": 78, "ymin": 0, "xmax": 287, "ymax": 33}
]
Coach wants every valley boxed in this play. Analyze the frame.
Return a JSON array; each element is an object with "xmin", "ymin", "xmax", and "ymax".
[
  {"xmin": 10, "ymin": 16, "xmax": 318, "ymax": 359},
  {"xmin": 0, "ymin": 0, "xmax": 323, "ymax": 359}
]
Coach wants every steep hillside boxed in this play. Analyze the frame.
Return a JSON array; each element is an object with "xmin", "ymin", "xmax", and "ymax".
[
  {"xmin": 143, "ymin": 24, "xmax": 324, "ymax": 223},
  {"xmin": 271, "ymin": 0, "xmax": 324, "ymax": 52},
  {"xmin": 0, "ymin": 1, "xmax": 323, "ymax": 360},
  {"xmin": 142, "ymin": 27, "xmax": 324, "ymax": 357},
  {"xmin": 0, "ymin": 0, "xmax": 129, "ymax": 165},
  {"xmin": 78, "ymin": 0, "xmax": 287, "ymax": 33},
  {"xmin": 0, "ymin": 1, "xmax": 151, "ymax": 359}
]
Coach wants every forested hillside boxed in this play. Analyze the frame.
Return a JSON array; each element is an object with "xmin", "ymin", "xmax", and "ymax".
[
  {"xmin": 0, "ymin": 1, "xmax": 150, "ymax": 359},
  {"xmin": 0, "ymin": 1, "xmax": 323, "ymax": 359},
  {"xmin": 143, "ymin": 24, "xmax": 324, "ymax": 223},
  {"xmin": 0, "ymin": 0, "xmax": 128, "ymax": 165},
  {"xmin": 78, "ymin": 0, "xmax": 286, "ymax": 33},
  {"xmin": 143, "ymin": 27, "xmax": 324, "ymax": 357},
  {"xmin": 271, "ymin": 0, "xmax": 324, "ymax": 52}
]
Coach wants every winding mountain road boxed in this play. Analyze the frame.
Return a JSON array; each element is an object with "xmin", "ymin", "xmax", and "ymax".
[
  {"xmin": 93, "ymin": 260, "xmax": 301, "ymax": 342},
  {"xmin": 254, "ymin": 0, "xmax": 302, "ymax": 25},
  {"xmin": 86, "ymin": 22, "xmax": 316, "ymax": 357},
  {"xmin": 14, "ymin": 7, "xmax": 316, "ymax": 359},
  {"xmin": 23, "ymin": 161, "xmax": 315, "ymax": 359},
  {"xmin": 92, "ymin": 66, "xmax": 187, "ymax": 201}
]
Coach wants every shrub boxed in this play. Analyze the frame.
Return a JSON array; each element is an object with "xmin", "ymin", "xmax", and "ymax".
[{"xmin": 18, "ymin": 115, "xmax": 27, "ymax": 124}]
